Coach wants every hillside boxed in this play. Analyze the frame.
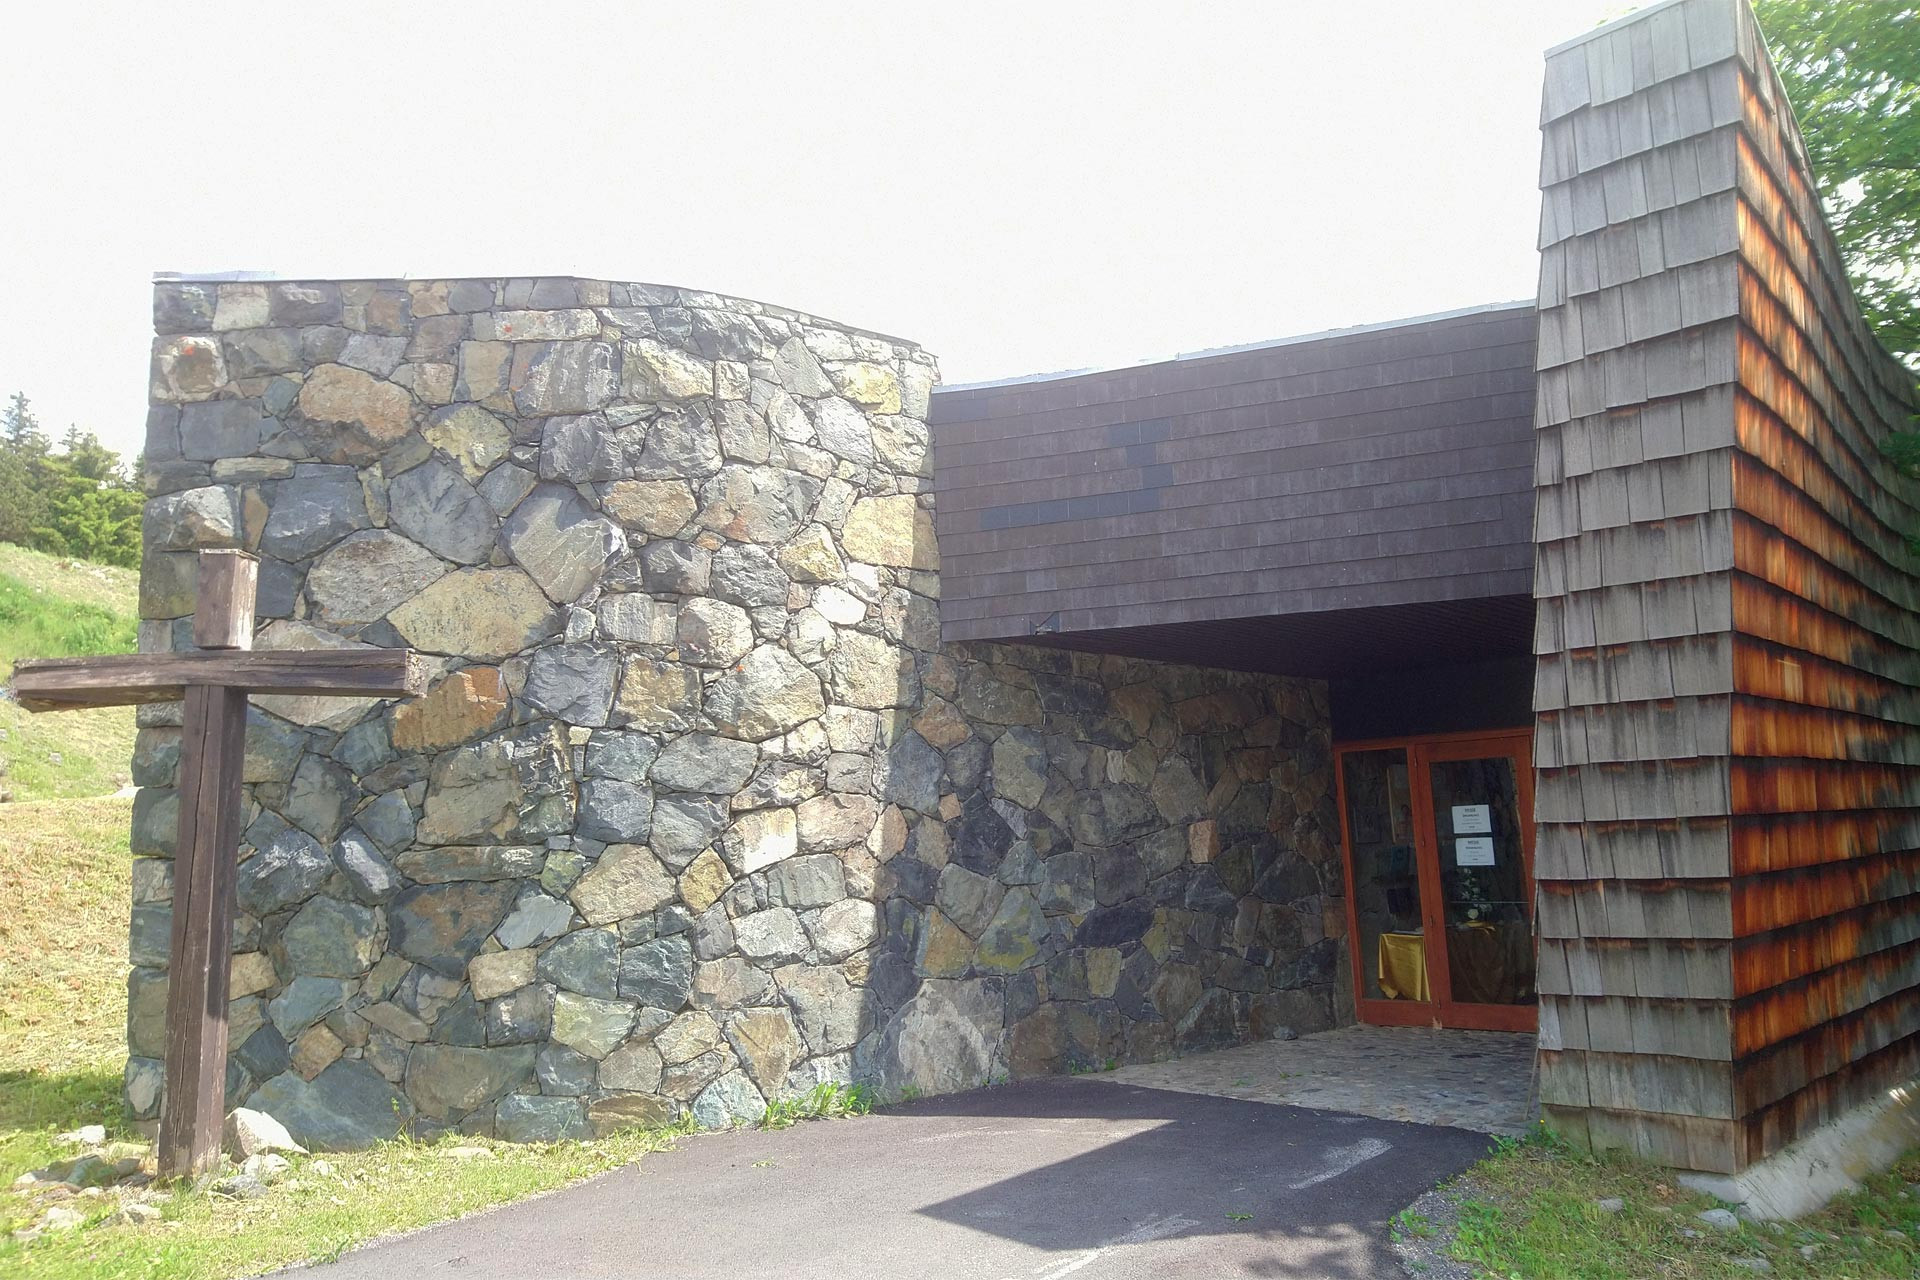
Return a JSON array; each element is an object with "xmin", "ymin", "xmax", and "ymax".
[{"xmin": 0, "ymin": 543, "xmax": 139, "ymax": 802}]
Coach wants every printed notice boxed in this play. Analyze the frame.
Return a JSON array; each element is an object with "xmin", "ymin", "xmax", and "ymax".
[
  {"xmin": 1455, "ymin": 837, "xmax": 1496, "ymax": 866},
  {"xmin": 1451, "ymin": 804, "xmax": 1492, "ymax": 834}
]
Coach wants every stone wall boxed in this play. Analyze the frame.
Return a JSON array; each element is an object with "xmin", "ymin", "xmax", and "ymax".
[{"xmin": 131, "ymin": 274, "xmax": 1340, "ymax": 1146}]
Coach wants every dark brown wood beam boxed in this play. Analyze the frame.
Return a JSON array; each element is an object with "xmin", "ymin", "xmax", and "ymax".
[{"xmin": 8, "ymin": 649, "xmax": 425, "ymax": 711}]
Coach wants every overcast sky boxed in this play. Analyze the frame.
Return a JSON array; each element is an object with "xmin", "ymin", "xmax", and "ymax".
[{"xmin": 1, "ymin": 0, "xmax": 1626, "ymax": 460}]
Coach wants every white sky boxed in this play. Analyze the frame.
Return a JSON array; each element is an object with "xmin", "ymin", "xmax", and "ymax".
[{"xmin": 1, "ymin": 0, "xmax": 1628, "ymax": 460}]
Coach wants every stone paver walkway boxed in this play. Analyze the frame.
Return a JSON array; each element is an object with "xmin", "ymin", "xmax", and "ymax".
[{"xmin": 1084, "ymin": 1024, "xmax": 1538, "ymax": 1134}]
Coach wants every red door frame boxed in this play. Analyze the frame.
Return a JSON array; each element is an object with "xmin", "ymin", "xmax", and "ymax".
[{"xmin": 1333, "ymin": 728, "xmax": 1537, "ymax": 1033}]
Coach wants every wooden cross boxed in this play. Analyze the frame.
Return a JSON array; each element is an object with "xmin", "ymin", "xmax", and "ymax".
[{"xmin": 9, "ymin": 549, "xmax": 424, "ymax": 1178}]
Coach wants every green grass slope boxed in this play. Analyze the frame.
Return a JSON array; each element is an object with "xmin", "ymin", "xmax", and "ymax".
[{"xmin": 0, "ymin": 543, "xmax": 139, "ymax": 802}]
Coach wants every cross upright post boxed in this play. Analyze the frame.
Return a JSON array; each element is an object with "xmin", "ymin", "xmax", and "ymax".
[{"xmin": 9, "ymin": 548, "xmax": 424, "ymax": 1178}]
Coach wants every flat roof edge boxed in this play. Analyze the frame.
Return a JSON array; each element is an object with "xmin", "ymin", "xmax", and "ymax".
[{"xmin": 936, "ymin": 299, "xmax": 1534, "ymax": 395}]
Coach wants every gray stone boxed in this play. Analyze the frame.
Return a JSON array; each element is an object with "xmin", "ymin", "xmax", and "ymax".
[
  {"xmin": 271, "ymin": 282, "xmax": 343, "ymax": 325},
  {"xmin": 242, "ymin": 709, "xmax": 307, "ymax": 784},
  {"xmin": 537, "ymin": 928, "xmax": 621, "ymax": 998},
  {"xmin": 706, "ymin": 646, "xmax": 825, "ymax": 740},
  {"xmin": 652, "ymin": 734, "xmax": 758, "ymax": 794},
  {"xmin": 768, "ymin": 853, "xmax": 846, "ymax": 909},
  {"xmin": 620, "ymin": 934, "xmax": 695, "ymax": 1007},
  {"xmin": 238, "ymin": 829, "xmax": 333, "ymax": 915},
  {"xmin": 808, "ymin": 899, "xmax": 878, "ymax": 962},
  {"xmin": 495, "ymin": 1093, "xmax": 588, "ymax": 1141},
  {"xmin": 283, "ymin": 753, "xmax": 355, "ymax": 841},
  {"xmin": 872, "ymin": 979, "xmax": 999, "ymax": 1097},
  {"xmin": 359, "ymin": 792, "xmax": 416, "ymax": 854},
  {"xmin": 776, "ymin": 966, "xmax": 865, "ymax": 1055},
  {"xmin": 539, "ymin": 414, "xmax": 623, "ymax": 483},
  {"xmin": 585, "ymin": 731, "xmax": 658, "ymax": 782},
  {"xmin": 1696, "ymin": 1208, "xmax": 1740, "ymax": 1232},
  {"xmin": 936, "ymin": 864, "xmax": 1006, "ymax": 936},
  {"xmin": 551, "ymin": 991, "xmax": 636, "ymax": 1059},
  {"xmin": 691, "ymin": 1072, "xmax": 767, "ymax": 1129},
  {"xmin": 417, "ymin": 724, "xmax": 574, "ymax": 846},
  {"xmin": 772, "ymin": 337, "xmax": 833, "ymax": 396},
  {"xmin": 389, "ymin": 881, "xmax": 518, "ymax": 977},
  {"xmin": 261, "ymin": 464, "xmax": 370, "ymax": 559},
  {"xmin": 536, "ymin": 1044, "xmax": 599, "ymax": 1096},
  {"xmin": 504, "ymin": 483, "xmax": 627, "ymax": 603},
  {"xmin": 144, "ymin": 484, "xmax": 242, "ymax": 550},
  {"xmin": 675, "ymin": 597, "xmax": 754, "ymax": 667},
  {"xmin": 733, "ymin": 908, "xmax": 808, "ymax": 964},
  {"xmin": 697, "ymin": 464, "xmax": 821, "ymax": 544},
  {"xmin": 595, "ymin": 594, "xmax": 675, "ymax": 644},
  {"xmin": 808, "ymin": 397, "xmax": 875, "ymax": 463},
  {"xmin": 639, "ymin": 539, "xmax": 711, "ymax": 595},
  {"xmin": 648, "ymin": 794, "xmax": 730, "ymax": 869},
  {"xmin": 881, "ymin": 731, "xmax": 944, "ymax": 814},
  {"xmin": 512, "ymin": 341, "xmax": 617, "ymax": 416},
  {"xmin": 991, "ymin": 728, "xmax": 1050, "ymax": 810},
  {"xmin": 247, "ymin": 1060, "xmax": 409, "ymax": 1151},
  {"xmin": 631, "ymin": 403, "xmax": 724, "ymax": 479},
  {"xmin": 333, "ymin": 829, "xmax": 402, "ymax": 903},
  {"xmin": 281, "ymin": 896, "xmax": 382, "ymax": 977},
  {"xmin": 524, "ymin": 643, "xmax": 619, "ymax": 726},
  {"xmin": 386, "ymin": 457, "xmax": 497, "ymax": 565},
  {"xmin": 477, "ymin": 461, "xmax": 537, "ymax": 514},
  {"xmin": 405, "ymin": 1044, "xmax": 537, "ymax": 1120},
  {"xmin": 179, "ymin": 399, "xmax": 271, "ymax": 461},
  {"xmin": 577, "ymin": 779, "xmax": 654, "ymax": 844},
  {"xmin": 598, "ymin": 1041, "xmax": 663, "ymax": 1093},
  {"xmin": 268, "ymin": 976, "xmax": 350, "ymax": 1038},
  {"xmin": 333, "ymin": 718, "xmax": 393, "ymax": 776},
  {"xmin": 485, "ymin": 983, "xmax": 553, "ymax": 1045},
  {"xmin": 495, "ymin": 888, "xmax": 576, "ymax": 949},
  {"xmin": 129, "ymin": 903, "xmax": 169, "ymax": 967},
  {"xmin": 709, "ymin": 544, "xmax": 788, "ymax": 608},
  {"xmin": 393, "ymin": 845, "xmax": 544, "ymax": 883}
]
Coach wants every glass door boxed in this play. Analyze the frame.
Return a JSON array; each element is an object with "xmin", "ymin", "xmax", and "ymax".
[{"xmin": 1336, "ymin": 731, "xmax": 1536, "ymax": 1032}]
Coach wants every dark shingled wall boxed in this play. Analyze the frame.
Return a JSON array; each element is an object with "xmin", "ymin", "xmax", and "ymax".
[{"xmin": 930, "ymin": 305, "xmax": 1538, "ymax": 654}]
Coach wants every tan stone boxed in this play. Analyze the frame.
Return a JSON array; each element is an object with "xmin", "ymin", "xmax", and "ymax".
[
  {"xmin": 623, "ymin": 338, "xmax": 713, "ymax": 399},
  {"xmin": 407, "ymin": 281, "xmax": 452, "ymax": 317},
  {"xmin": 361, "ymin": 1001, "xmax": 430, "ymax": 1042},
  {"xmin": 297, "ymin": 364, "xmax": 413, "ymax": 449},
  {"xmin": 213, "ymin": 283, "xmax": 270, "ymax": 331},
  {"xmin": 829, "ymin": 361, "xmax": 902, "ymax": 412},
  {"xmin": 473, "ymin": 309, "xmax": 599, "ymax": 341},
  {"xmin": 840, "ymin": 495, "xmax": 937, "ymax": 570},
  {"xmin": 603, "ymin": 479, "xmax": 697, "ymax": 537},
  {"xmin": 589, "ymin": 1093, "xmax": 675, "ymax": 1136},
  {"xmin": 457, "ymin": 340, "xmax": 512, "ymax": 404},
  {"xmin": 655, "ymin": 1011, "xmax": 723, "ymax": 1065},
  {"xmin": 469, "ymin": 948, "xmax": 537, "ymax": 1000},
  {"xmin": 571, "ymin": 844, "xmax": 675, "ymax": 925},
  {"xmin": 251, "ymin": 621, "xmax": 383, "ymax": 732},
  {"xmin": 614, "ymin": 657, "xmax": 699, "ymax": 733},
  {"xmin": 414, "ymin": 362, "xmax": 456, "ymax": 404},
  {"xmin": 229, "ymin": 951, "xmax": 278, "ymax": 999},
  {"xmin": 1188, "ymin": 819, "xmax": 1219, "ymax": 864},
  {"xmin": 727, "ymin": 1009, "xmax": 801, "ymax": 1093},
  {"xmin": 723, "ymin": 808, "xmax": 798, "ymax": 875},
  {"xmin": 917, "ymin": 909, "xmax": 974, "ymax": 978},
  {"xmin": 393, "ymin": 667, "xmax": 510, "ymax": 753},
  {"xmin": 291, "ymin": 1024, "xmax": 344, "ymax": 1080},
  {"xmin": 870, "ymin": 805, "xmax": 909, "ymax": 861},
  {"xmin": 1087, "ymin": 947, "xmax": 1122, "ymax": 999},
  {"xmin": 679, "ymin": 847, "xmax": 732, "ymax": 914},
  {"xmin": 389, "ymin": 568, "xmax": 556, "ymax": 659},
  {"xmin": 775, "ymin": 525, "xmax": 843, "ymax": 583},
  {"xmin": 423, "ymin": 404, "xmax": 511, "ymax": 481},
  {"xmin": 912, "ymin": 697, "xmax": 971, "ymax": 750},
  {"xmin": 151, "ymin": 335, "xmax": 228, "ymax": 400}
]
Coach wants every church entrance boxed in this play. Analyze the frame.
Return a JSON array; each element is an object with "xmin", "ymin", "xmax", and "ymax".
[{"xmin": 1334, "ymin": 729, "xmax": 1537, "ymax": 1033}]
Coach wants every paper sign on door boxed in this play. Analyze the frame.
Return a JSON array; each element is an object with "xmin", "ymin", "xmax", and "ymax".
[
  {"xmin": 1451, "ymin": 804, "xmax": 1492, "ymax": 834},
  {"xmin": 1455, "ymin": 837, "xmax": 1496, "ymax": 866}
]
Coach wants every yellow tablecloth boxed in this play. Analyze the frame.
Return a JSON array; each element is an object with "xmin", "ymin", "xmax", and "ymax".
[{"xmin": 1378, "ymin": 932, "xmax": 1429, "ymax": 1001}]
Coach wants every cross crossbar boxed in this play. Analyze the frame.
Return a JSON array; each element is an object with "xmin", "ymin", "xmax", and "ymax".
[
  {"xmin": 10, "ymin": 648, "xmax": 426, "ymax": 711},
  {"xmin": 4, "ymin": 549, "xmax": 423, "ymax": 1178}
]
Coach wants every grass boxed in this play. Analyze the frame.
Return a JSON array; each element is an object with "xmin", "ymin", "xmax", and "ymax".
[
  {"xmin": 0, "ymin": 543, "xmax": 141, "ymax": 803},
  {"xmin": 760, "ymin": 1082, "xmax": 874, "ymax": 1130},
  {"xmin": 1429, "ymin": 1126, "xmax": 1920, "ymax": 1278}
]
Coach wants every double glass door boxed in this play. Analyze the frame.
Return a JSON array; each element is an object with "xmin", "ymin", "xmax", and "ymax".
[{"xmin": 1336, "ymin": 730, "xmax": 1536, "ymax": 1032}]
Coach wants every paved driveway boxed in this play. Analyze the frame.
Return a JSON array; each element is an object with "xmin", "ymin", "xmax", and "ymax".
[{"xmin": 303, "ymin": 1077, "xmax": 1492, "ymax": 1279}]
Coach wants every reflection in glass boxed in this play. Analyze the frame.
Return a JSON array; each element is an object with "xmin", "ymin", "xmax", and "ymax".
[
  {"xmin": 1342, "ymin": 748, "xmax": 1426, "ymax": 1001},
  {"xmin": 1427, "ymin": 756, "xmax": 1535, "ymax": 1007}
]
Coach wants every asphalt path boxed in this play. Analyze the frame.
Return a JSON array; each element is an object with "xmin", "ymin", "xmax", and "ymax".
[{"xmin": 299, "ymin": 1076, "xmax": 1493, "ymax": 1279}]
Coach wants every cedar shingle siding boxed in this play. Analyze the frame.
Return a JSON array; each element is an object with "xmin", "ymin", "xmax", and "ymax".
[{"xmin": 1532, "ymin": 0, "xmax": 1920, "ymax": 1173}]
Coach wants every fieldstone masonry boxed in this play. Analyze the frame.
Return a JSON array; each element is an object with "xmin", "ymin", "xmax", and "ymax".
[{"xmin": 130, "ymin": 275, "xmax": 1344, "ymax": 1147}]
